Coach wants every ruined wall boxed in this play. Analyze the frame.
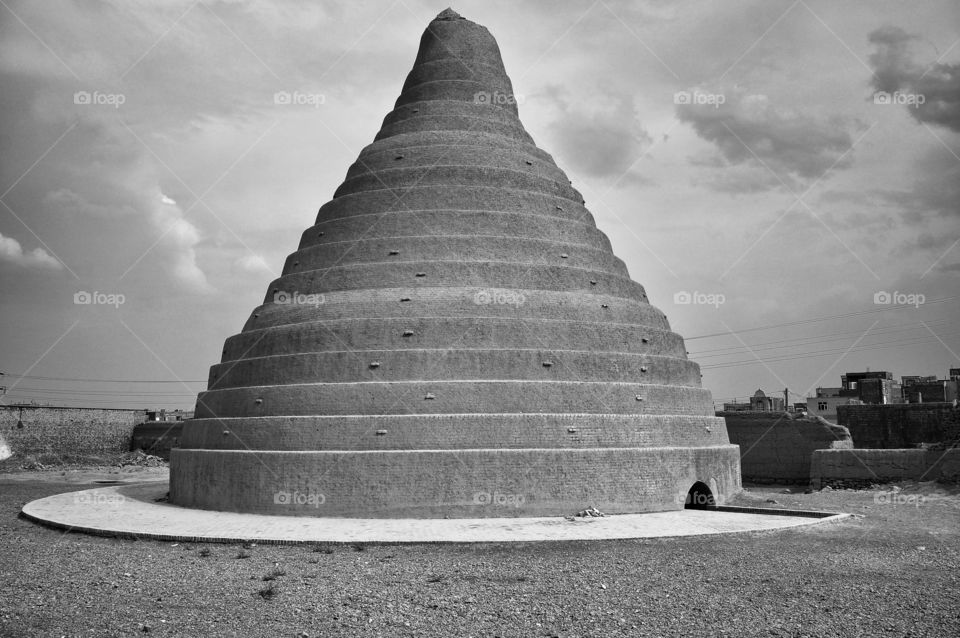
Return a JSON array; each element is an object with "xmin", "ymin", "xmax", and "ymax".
[
  {"xmin": 720, "ymin": 411, "xmax": 852, "ymax": 483},
  {"xmin": 130, "ymin": 421, "xmax": 184, "ymax": 460},
  {"xmin": 836, "ymin": 403, "xmax": 960, "ymax": 448},
  {"xmin": 810, "ymin": 448, "xmax": 960, "ymax": 488},
  {"xmin": 0, "ymin": 406, "xmax": 144, "ymax": 462}
]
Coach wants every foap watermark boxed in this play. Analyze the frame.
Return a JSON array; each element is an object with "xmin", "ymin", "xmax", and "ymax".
[
  {"xmin": 473, "ymin": 91, "xmax": 524, "ymax": 106},
  {"xmin": 274, "ymin": 290, "xmax": 325, "ymax": 307},
  {"xmin": 74, "ymin": 290, "xmax": 125, "ymax": 308},
  {"xmin": 873, "ymin": 91, "xmax": 925, "ymax": 108},
  {"xmin": 472, "ymin": 490, "xmax": 526, "ymax": 508},
  {"xmin": 73, "ymin": 90, "xmax": 125, "ymax": 108},
  {"xmin": 873, "ymin": 290, "xmax": 925, "ymax": 308},
  {"xmin": 674, "ymin": 90, "xmax": 725, "ymax": 108},
  {"xmin": 274, "ymin": 90, "xmax": 325, "ymax": 108},
  {"xmin": 673, "ymin": 290, "xmax": 725, "ymax": 308},
  {"xmin": 874, "ymin": 491, "xmax": 925, "ymax": 508},
  {"xmin": 677, "ymin": 491, "xmax": 715, "ymax": 508},
  {"xmin": 474, "ymin": 289, "xmax": 525, "ymax": 306},
  {"xmin": 74, "ymin": 492, "xmax": 127, "ymax": 506},
  {"xmin": 273, "ymin": 490, "xmax": 325, "ymax": 507}
]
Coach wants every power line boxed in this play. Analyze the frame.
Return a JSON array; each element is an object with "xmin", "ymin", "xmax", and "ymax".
[
  {"xmin": 1, "ymin": 374, "xmax": 205, "ymax": 383},
  {"xmin": 688, "ymin": 318, "xmax": 952, "ymax": 357},
  {"xmin": 693, "ymin": 328, "xmax": 957, "ymax": 364},
  {"xmin": 685, "ymin": 296, "xmax": 957, "ymax": 341},
  {"xmin": 700, "ymin": 332, "xmax": 958, "ymax": 370}
]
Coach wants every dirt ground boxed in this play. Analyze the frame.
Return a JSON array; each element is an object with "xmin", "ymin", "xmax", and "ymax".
[{"xmin": 1, "ymin": 467, "xmax": 958, "ymax": 637}]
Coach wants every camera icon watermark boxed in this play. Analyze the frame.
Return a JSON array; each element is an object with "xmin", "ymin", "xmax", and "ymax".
[
  {"xmin": 273, "ymin": 490, "xmax": 325, "ymax": 507},
  {"xmin": 873, "ymin": 91, "xmax": 925, "ymax": 108},
  {"xmin": 74, "ymin": 492, "xmax": 127, "ymax": 506},
  {"xmin": 673, "ymin": 290, "xmax": 725, "ymax": 308},
  {"xmin": 273, "ymin": 290, "xmax": 325, "ymax": 307},
  {"xmin": 273, "ymin": 90, "xmax": 325, "ymax": 108},
  {"xmin": 73, "ymin": 90, "xmax": 125, "ymax": 109},
  {"xmin": 473, "ymin": 91, "xmax": 524, "ymax": 106},
  {"xmin": 474, "ymin": 289, "xmax": 525, "ymax": 306},
  {"xmin": 873, "ymin": 290, "xmax": 925, "ymax": 308},
  {"xmin": 675, "ymin": 491, "xmax": 715, "ymax": 508},
  {"xmin": 472, "ymin": 490, "xmax": 526, "ymax": 508},
  {"xmin": 74, "ymin": 290, "xmax": 125, "ymax": 308},
  {"xmin": 874, "ymin": 491, "xmax": 924, "ymax": 507},
  {"xmin": 674, "ymin": 90, "xmax": 725, "ymax": 108}
]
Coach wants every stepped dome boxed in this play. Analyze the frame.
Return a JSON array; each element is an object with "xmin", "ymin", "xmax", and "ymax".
[{"xmin": 169, "ymin": 9, "xmax": 741, "ymax": 518}]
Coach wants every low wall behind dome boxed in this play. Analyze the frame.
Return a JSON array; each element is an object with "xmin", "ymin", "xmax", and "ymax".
[{"xmin": 720, "ymin": 411, "xmax": 852, "ymax": 483}]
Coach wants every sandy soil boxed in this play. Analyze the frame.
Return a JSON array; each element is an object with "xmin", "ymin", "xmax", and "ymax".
[{"xmin": 1, "ymin": 470, "xmax": 958, "ymax": 637}]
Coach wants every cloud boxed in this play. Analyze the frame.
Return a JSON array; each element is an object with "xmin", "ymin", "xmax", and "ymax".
[
  {"xmin": 233, "ymin": 253, "xmax": 273, "ymax": 275},
  {"xmin": 876, "ymin": 146, "xmax": 960, "ymax": 219},
  {"xmin": 676, "ymin": 89, "xmax": 861, "ymax": 189},
  {"xmin": 868, "ymin": 25, "xmax": 960, "ymax": 133},
  {"xmin": 0, "ymin": 232, "xmax": 62, "ymax": 270},
  {"xmin": 148, "ymin": 191, "xmax": 212, "ymax": 293},
  {"xmin": 547, "ymin": 89, "xmax": 652, "ymax": 181}
]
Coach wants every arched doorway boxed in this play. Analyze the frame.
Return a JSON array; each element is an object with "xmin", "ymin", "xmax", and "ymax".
[{"xmin": 685, "ymin": 481, "xmax": 716, "ymax": 509}]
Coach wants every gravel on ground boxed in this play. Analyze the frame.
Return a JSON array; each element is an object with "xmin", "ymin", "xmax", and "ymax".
[{"xmin": 1, "ymin": 468, "xmax": 958, "ymax": 638}]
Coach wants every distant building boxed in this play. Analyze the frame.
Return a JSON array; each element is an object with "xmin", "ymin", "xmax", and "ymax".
[
  {"xmin": 840, "ymin": 371, "xmax": 903, "ymax": 404},
  {"xmin": 723, "ymin": 389, "xmax": 785, "ymax": 412},
  {"xmin": 806, "ymin": 387, "xmax": 863, "ymax": 422},
  {"xmin": 144, "ymin": 409, "xmax": 193, "ymax": 422},
  {"xmin": 808, "ymin": 369, "xmax": 958, "ymax": 420},
  {"xmin": 901, "ymin": 372, "xmax": 959, "ymax": 403}
]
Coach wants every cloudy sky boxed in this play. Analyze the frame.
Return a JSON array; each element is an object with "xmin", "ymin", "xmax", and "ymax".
[{"xmin": 1, "ymin": 0, "xmax": 958, "ymax": 410}]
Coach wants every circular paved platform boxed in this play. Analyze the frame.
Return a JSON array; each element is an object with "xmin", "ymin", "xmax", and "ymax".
[{"xmin": 21, "ymin": 482, "xmax": 849, "ymax": 544}]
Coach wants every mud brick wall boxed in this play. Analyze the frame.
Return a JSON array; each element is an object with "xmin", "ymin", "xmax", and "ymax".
[
  {"xmin": 719, "ymin": 411, "xmax": 852, "ymax": 483},
  {"xmin": 0, "ymin": 406, "xmax": 144, "ymax": 461},
  {"xmin": 131, "ymin": 421, "xmax": 184, "ymax": 460},
  {"xmin": 810, "ymin": 448, "xmax": 960, "ymax": 488},
  {"xmin": 836, "ymin": 403, "xmax": 960, "ymax": 448}
]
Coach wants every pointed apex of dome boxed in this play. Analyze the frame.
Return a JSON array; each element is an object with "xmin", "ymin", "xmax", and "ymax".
[{"xmin": 434, "ymin": 8, "xmax": 464, "ymax": 21}]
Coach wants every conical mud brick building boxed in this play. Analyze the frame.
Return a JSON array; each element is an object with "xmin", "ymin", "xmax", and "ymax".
[{"xmin": 171, "ymin": 9, "xmax": 741, "ymax": 518}]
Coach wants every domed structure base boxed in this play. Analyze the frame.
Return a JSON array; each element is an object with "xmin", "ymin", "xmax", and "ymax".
[{"xmin": 170, "ymin": 445, "xmax": 741, "ymax": 518}]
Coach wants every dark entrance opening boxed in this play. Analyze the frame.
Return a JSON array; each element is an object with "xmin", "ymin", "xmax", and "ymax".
[{"xmin": 685, "ymin": 481, "xmax": 716, "ymax": 509}]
